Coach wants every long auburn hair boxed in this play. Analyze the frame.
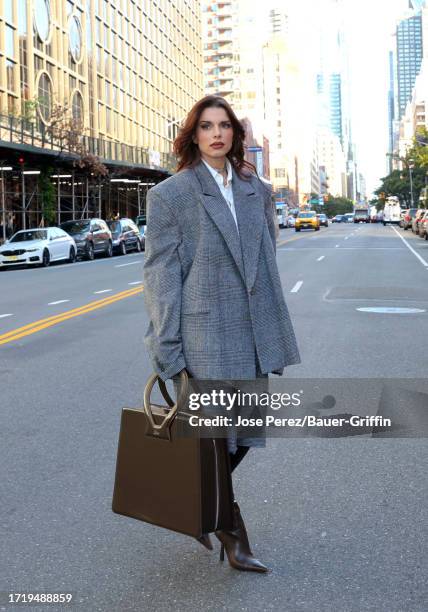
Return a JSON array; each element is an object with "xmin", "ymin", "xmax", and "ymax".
[{"xmin": 173, "ymin": 95, "xmax": 256, "ymax": 179}]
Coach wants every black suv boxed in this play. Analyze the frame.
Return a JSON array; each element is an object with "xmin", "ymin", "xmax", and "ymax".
[
  {"xmin": 107, "ymin": 218, "xmax": 143, "ymax": 255},
  {"xmin": 59, "ymin": 218, "xmax": 113, "ymax": 260}
]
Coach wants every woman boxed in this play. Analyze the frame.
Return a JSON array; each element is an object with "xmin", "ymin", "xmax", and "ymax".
[{"xmin": 143, "ymin": 95, "xmax": 300, "ymax": 572}]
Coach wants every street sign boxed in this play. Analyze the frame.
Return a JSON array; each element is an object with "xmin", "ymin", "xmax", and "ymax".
[{"xmin": 247, "ymin": 146, "xmax": 263, "ymax": 152}]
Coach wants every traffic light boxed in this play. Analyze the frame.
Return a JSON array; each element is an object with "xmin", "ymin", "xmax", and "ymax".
[{"xmin": 17, "ymin": 155, "xmax": 25, "ymax": 170}]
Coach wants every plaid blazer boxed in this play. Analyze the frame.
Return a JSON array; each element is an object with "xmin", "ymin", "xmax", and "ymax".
[{"xmin": 143, "ymin": 161, "xmax": 300, "ymax": 382}]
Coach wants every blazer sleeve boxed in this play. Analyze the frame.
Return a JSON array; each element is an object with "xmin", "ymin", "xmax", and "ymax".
[
  {"xmin": 143, "ymin": 188, "xmax": 186, "ymax": 381},
  {"xmin": 260, "ymin": 180, "xmax": 278, "ymax": 253}
]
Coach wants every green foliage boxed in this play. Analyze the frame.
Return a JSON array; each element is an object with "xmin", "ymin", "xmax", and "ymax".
[
  {"xmin": 379, "ymin": 128, "xmax": 428, "ymax": 207},
  {"xmin": 38, "ymin": 167, "xmax": 56, "ymax": 225},
  {"xmin": 314, "ymin": 195, "xmax": 354, "ymax": 217}
]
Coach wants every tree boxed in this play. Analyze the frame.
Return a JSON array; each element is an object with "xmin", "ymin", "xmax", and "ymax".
[
  {"xmin": 313, "ymin": 194, "xmax": 354, "ymax": 217},
  {"xmin": 46, "ymin": 101, "xmax": 108, "ymax": 178}
]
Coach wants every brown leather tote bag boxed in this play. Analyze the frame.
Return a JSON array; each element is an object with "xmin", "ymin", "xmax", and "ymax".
[{"xmin": 112, "ymin": 370, "xmax": 234, "ymax": 538}]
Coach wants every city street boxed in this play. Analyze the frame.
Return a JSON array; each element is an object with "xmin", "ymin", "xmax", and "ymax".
[{"xmin": 1, "ymin": 223, "xmax": 427, "ymax": 611}]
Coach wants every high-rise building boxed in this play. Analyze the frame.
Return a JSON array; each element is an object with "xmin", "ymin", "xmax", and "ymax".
[
  {"xmin": 0, "ymin": 0, "xmax": 203, "ymax": 232},
  {"xmin": 202, "ymin": 0, "xmax": 235, "ymax": 100},
  {"xmin": 0, "ymin": 0, "xmax": 203, "ymax": 158},
  {"xmin": 317, "ymin": 72, "xmax": 343, "ymax": 145},
  {"xmin": 262, "ymin": 7, "xmax": 320, "ymax": 203},
  {"xmin": 396, "ymin": 12, "xmax": 423, "ymax": 119},
  {"xmin": 201, "ymin": 0, "xmax": 270, "ymax": 176}
]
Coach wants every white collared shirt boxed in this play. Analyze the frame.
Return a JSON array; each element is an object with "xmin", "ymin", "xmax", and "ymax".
[{"xmin": 202, "ymin": 158, "xmax": 239, "ymax": 234}]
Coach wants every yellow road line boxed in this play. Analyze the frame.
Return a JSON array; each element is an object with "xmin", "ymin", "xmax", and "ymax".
[
  {"xmin": 0, "ymin": 286, "xmax": 143, "ymax": 345},
  {"xmin": 277, "ymin": 233, "xmax": 305, "ymax": 247}
]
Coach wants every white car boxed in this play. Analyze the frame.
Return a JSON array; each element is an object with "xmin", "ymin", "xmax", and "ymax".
[{"xmin": 0, "ymin": 227, "xmax": 77, "ymax": 268}]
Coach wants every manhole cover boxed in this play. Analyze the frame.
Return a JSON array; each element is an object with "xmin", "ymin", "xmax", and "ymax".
[{"xmin": 357, "ymin": 307, "xmax": 426, "ymax": 314}]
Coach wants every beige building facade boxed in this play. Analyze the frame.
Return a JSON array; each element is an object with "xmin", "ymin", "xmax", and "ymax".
[{"xmin": 0, "ymin": 0, "xmax": 203, "ymax": 159}]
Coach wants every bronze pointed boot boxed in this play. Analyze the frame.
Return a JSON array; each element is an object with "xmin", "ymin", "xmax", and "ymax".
[
  {"xmin": 196, "ymin": 534, "xmax": 213, "ymax": 550},
  {"xmin": 215, "ymin": 501, "xmax": 269, "ymax": 572}
]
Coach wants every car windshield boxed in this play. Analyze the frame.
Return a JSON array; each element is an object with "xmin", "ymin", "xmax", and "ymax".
[
  {"xmin": 60, "ymin": 221, "xmax": 90, "ymax": 233},
  {"xmin": 10, "ymin": 230, "xmax": 47, "ymax": 242},
  {"xmin": 107, "ymin": 221, "xmax": 121, "ymax": 233},
  {"xmin": 298, "ymin": 213, "xmax": 314, "ymax": 218}
]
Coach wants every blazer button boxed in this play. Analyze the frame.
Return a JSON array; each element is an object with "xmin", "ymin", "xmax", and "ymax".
[{"xmin": 249, "ymin": 287, "xmax": 256, "ymax": 296}]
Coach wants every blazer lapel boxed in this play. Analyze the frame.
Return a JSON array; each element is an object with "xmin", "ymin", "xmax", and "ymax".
[
  {"xmin": 232, "ymin": 168, "xmax": 264, "ymax": 291},
  {"xmin": 192, "ymin": 162, "xmax": 246, "ymax": 283}
]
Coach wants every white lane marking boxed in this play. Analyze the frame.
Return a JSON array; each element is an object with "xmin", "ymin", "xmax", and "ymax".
[
  {"xmin": 357, "ymin": 307, "xmax": 425, "ymax": 314},
  {"xmin": 290, "ymin": 281, "xmax": 303, "ymax": 293},
  {"xmin": 391, "ymin": 226, "xmax": 428, "ymax": 268},
  {"xmin": 94, "ymin": 289, "xmax": 112, "ymax": 294},
  {"xmin": 128, "ymin": 281, "xmax": 143, "ymax": 285},
  {"xmin": 277, "ymin": 247, "xmax": 404, "ymax": 250},
  {"xmin": 115, "ymin": 261, "xmax": 142, "ymax": 268},
  {"xmin": 0, "ymin": 313, "xmax": 13, "ymax": 319},
  {"xmin": 48, "ymin": 300, "xmax": 70, "ymax": 305},
  {"xmin": 317, "ymin": 256, "xmax": 325, "ymax": 261}
]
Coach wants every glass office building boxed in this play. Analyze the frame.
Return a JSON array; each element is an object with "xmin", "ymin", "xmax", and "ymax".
[{"xmin": 396, "ymin": 13, "xmax": 423, "ymax": 120}]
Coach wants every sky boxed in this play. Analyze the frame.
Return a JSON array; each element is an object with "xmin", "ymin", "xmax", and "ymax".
[
  {"xmin": 342, "ymin": 0, "xmax": 409, "ymax": 195},
  {"xmin": 254, "ymin": 0, "xmax": 410, "ymax": 196}
]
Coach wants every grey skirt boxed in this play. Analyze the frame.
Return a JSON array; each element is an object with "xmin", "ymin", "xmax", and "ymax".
[{"xmin": 173, "ymin": 356, "xmax": 268, "ymax": 454}]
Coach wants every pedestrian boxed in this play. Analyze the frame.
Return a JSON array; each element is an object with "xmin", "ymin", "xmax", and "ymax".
[{"xmin": 143, "ymin": 95, "xmax": 300, "ymax": 572}]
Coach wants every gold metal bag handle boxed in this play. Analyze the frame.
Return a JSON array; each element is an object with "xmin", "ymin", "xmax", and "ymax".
[{"xmin": 143, "ymin": 370, "xmax": 189, "ymax": 439}]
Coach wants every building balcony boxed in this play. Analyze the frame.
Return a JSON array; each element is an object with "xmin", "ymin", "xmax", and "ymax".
[
  {"xmin": 217, "ymin": 19, "xmax": 233, "ymax": 29},
  {"xmin": 218, "ymin": 31, "xmax": 233, "ymax": 42}
]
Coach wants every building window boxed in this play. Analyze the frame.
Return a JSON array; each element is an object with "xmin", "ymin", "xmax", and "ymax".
[
  {"xmin": 33, "ymin": 0, "xmax": 51, "ymax": 42},
  {"xmin": 4, "ymin": 0, "xmax": 13, "ymax": 23},
  {"xmin": 37, "ymin": 72, "xmax": 53, "ymax": 123},
  {"xmin": 71, "ymin": 90, "xmax": 84, "ymax": 123},
  {"xmin": 69, "ymin": 15, "xmax": 83, "ymax": 63},
  {"xmin": 6, "ymin": 60, "xmax": 16, "ymax": 92},
  {"xmin": 5, "ymin": 25, "xmax": 15, "ymax": 58},
  {"xmin": 17, "ymin": 0, "xmax": 27, "ymax": 34}
]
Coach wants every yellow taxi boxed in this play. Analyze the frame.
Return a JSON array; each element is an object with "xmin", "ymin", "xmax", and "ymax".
[{"xmin": 295, "ymin": 210, "xmax": 320, "ymax": 232}]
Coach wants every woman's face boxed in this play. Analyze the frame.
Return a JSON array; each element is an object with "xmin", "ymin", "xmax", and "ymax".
[{"xmin": 193, "ymin": 106, "xmax": 234, "ymax": 167}]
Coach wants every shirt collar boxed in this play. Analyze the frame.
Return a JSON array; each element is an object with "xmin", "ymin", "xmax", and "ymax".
[{"xmin": 202, "ymin": 158, "xmax": 233, "ymax": 187}]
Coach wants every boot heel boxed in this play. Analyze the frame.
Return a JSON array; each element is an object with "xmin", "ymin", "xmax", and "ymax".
[{"xmin": 219, "ymin": 543, "xmax": 225, "ymax": 561}]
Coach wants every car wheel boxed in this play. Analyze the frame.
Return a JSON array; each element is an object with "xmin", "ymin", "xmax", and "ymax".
[
  {"xmin": 86, "ymin": 242, "xmax": 95, "ymax": 260},
  {"xmin": 120, "ymin": 241, "xmax": 127, "ymax": 256},
  {"xmin": 136, "ymin": 238, "xmax": 142, "ymax": 252},
  {"xmin": 105, "ymin": 241, "xmax": 113, "ymax": 257},
  {"xmin": 68, "ymin": 246, "xmax": 76, "ymax": 263},
  {"xmin": 42, "ymin": 249, "xmax": 50, "ymax": 267},
  {"xmin": 295, "ymin": 228, "xmax": 300, "ymax": 232}
]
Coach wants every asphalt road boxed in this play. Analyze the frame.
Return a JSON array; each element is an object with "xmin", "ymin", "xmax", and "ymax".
[{"xmin": 1, "ymin": 223, "xmax": 427, "ymax": 612}]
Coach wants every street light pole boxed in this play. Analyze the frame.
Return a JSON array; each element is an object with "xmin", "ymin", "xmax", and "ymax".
[
  {"xmin": 0, "ymin": 167, "xmax": 11, "ymax": 241},
  {"xmin": 409, "ymin": 162, "xmax": 414, "ymax": 208}
]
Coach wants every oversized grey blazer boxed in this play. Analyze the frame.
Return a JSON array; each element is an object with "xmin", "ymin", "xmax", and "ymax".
[{"xmin": 143, "ymin": 160, "xmax": 301, "ymax": 382}]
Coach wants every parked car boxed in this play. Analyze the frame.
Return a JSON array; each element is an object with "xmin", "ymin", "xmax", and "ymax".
[
  {"xmin": 0, "ymin": 227, "xmax": 76, "ymax": 268},
  {"xmin": 401, "ymin": 208, "xmax": 417, "ymax": 230},
  {"xmin": 286, "ymin": 215, "xmax": 296, "ymax": 228},
  {"xmin": 332, "ymin": 215, "xmax": 344, "ymax": 223},
  {"xmin": 135, "ymin": 214, "xmax": 146, "ymax": 249},
  {"xmin": 295, "ymin": 211, "xmax": 320, "ymax": 231},
  {"xmin": 411, "ymin": 209, "xmax": 426, "ymax": 234},
  {"xmin": 107, "ymin": 218, "xmax": 143, "ymax": 254},
  {"xmin": 317, "ymin": 213, "xmax": 329, "ymax": 227},
  {"xmin": 60, "ymin": 218, "xmax": 112, "ymax": 259},
  {"xmin": 343, "ymin": 213, "xmax": 355, "ymax": 223},
  {"xmin": 418, "ymin": 210, "xmax": 428, "ymax": 239}
]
